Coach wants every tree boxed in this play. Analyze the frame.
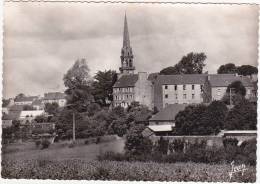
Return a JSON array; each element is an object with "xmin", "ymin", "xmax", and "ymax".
[
  {"xmin": 237, "ymin": 65, "xmax": 258, "ymax": 76},
  {"xmin": 224, "ymin": 99, "xmax": 257, "ymax": 130},
  {"xmin": 44, "ymin": 102, "xmax": 59, "ymax": 116},
  {"xmin": 160, "ymin": 52, "xmax": 207, "ymax": 75},
  {"xmin": 92, "ymin": 70, "xmax": 117, "ymax": 106},
  {"xmin": 15, "ymin": 93, "xmax": 26, "ymax": 100},
  {"xmin": 63, "ymin": 59, "xmax": 94, "ymax": 112},
  {"xmin": 175, "ymin": 104, "xmax": 207, "ymax": 135},
  {"xmin": 227, "ymin": 80, "xmax": 246, "ymax": 97},
  {"xmin": 125, "ymin": 124, "xmax": 153, "ymax": 155},
  {"xmin": 199, "ymin": 101, "xmax": 228, "ymax": 135},
  {"xmin": 217, "ymin": 63, "xmax": 237, "ymax": 74}
]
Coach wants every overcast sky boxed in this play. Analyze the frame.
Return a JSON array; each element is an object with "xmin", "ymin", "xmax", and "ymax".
[{"xmin": 3, "ymin": 3, "xmax": 258, "ymax": 98}]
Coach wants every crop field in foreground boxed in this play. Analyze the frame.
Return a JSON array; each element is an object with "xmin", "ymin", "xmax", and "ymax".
[{"xmin": 2, "ymin": 159, "xmax": 256, "ymax": 182}]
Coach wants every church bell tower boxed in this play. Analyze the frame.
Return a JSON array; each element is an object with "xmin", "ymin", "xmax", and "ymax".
[{"xmin": 119, "ymin": 13, "xmax": 135, "ymax": 74}]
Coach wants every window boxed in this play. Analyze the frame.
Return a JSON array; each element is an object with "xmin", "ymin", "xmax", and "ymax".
[
  {"xmin": 175, "ymin": 94, "xmax": 178, "ymax": 99},
  {"xmin": 192, "ymin": 94, "xmax": 195, "ymax": 99},
  {"xmin": 165, "ymin": 85, "xmax": 168, "ymax": 89},
  {"xmin": 165, "ymin": 94, "xmax": 168, "ymax": 98},
  {"xmin": 183, "ymin": 94, "xmax": 187, "ymax": 99},
  {"xmin": 175, "ymin": 85, "xmax": 177, "ymax": 90},
  {"xmin": 126, "ymin": 95, "xmax": 128, "ymax": 99},
  {"xmin": 192, "ymin": 85, "xmax": 195, "ymax": 90},
  {"xmin": 183, "ymin": 85, "xmax": 186, "ymax": 90}
]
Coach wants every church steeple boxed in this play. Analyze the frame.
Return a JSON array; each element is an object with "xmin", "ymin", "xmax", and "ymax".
[{"xmin": 120, "ymin": 13, "xmax": 135, "ymax": 74}]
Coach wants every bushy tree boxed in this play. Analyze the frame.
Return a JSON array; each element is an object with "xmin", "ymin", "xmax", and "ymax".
[
  {"xmin": 237, "ymin": 65, "xmax": 258, "ymax": 76},
  {"xmin": 92, "ymin": 70, "xmax": 117, "ymax": 106},
  {"xmin": 175, "ymin": 104, "xmax": 207, "ymax": 135},
  {"xmin": 226, "ymin": 80, "xmax": 246, "ymax": 96},
  {"xmin": 224, "ymin": 99, "xmax": 257, "ymax": 130},
  {"xmin": 63, "ymin": 59, "xmax": 94, "ymax": 112},
  {"xmin": 217, "ymin": 63, "xmax": 237, "ymax": 74},
  {"xmin": 125, "ymin": 124, "xmax": 153, "ymax": 155},
  {"xmin": 44, "ymin": 102, "xmax": 59, "ymax": 116},
  {"xmin": 160, "ymin": 52, "xmax": 206, "ymax": 75},
  {"xmin": 199, "ymin": 101, "xmax": 228, "ymax": 135}
]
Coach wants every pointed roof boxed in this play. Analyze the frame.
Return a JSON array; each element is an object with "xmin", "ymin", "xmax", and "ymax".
[{"xmin": 123, "ymin": 13, "xmax": 130, "ymax": 48}]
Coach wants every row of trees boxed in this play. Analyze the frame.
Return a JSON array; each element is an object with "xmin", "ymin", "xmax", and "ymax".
[{"xmin": 159, "ymin": 52, "xmax": 257, "ymax": 76}]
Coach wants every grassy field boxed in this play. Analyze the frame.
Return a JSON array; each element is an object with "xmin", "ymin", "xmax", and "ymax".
[
  {"xmin": 2, "ymin": 159, "xmax": 256, "ymax": 182},
  {"xmin": 2, "ymin": 138, "xmax": 125, "ymax": 161},
  {"xmin": 1, "ymin": 138, "xmax": 256, "ymax": 182}
]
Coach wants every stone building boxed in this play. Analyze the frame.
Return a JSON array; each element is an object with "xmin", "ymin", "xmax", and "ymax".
[
  {"xmin": 113, "ymin": 14, "xmax": 152, "ymax": 109},
  {"xmin": 112, "ymin": 14, "xmax": 256, "ymax": 110}
]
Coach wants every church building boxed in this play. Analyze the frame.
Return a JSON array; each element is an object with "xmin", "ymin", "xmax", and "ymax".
[{"xmin": 113, "ymin": 14, "xmax": 153, "ymax": 109}]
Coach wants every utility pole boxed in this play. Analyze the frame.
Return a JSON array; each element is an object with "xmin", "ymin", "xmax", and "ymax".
[
  {"xmin": 229, "ymin": 88, "xmax": 232, "ymax": 106},
  {"xmin": 72, "ymin": 112, "xmax": 75, "ymax": 142}
]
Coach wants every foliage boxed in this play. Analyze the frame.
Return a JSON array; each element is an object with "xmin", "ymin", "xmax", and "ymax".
[
  {"xmin": 223, "ymin": 138, "xmax": 238, "ymax": 148},
  {"xmin": 155, "ymin": 137, "xmax": 169, "ymax": 155},
  {"xmin": 199, "ymin": 101, "xmax": 228, "ymax": 135},
  {"xmin": 160, "ymin": 52, "xmax": 206, "ymax": 75},
  {"xmin": 175, "ymin": 104, "xmax": 207, "ymax": 135},
  {"xmin": 125, "ymin": 124, "xmax": 153, "ymax": 156},
  {"xmin": 217, "ymin": 63, "xmax": 237, "ymax": 74},
  {"xmin": 41, "ymin": 139, "xmax": 51, "ymax": 149},
  {"xmin": 2, "ymin": 99, "xmax": 10, "ymax": 107},
  {"xmin": 44, "ymin": 102, "xmax": 59, "ymax": 116},
  {"xmin": 63, "ymin": 58, "xmax": 94, "ymax": 112},
  {"xmin": 226, "ymin": 80, "xmax": 246, "ymax": 97},
  {"xmin": 224, "ymin": 99, "xmax": 257, "ymax": 130},
  {"xmin": 1, "ymin": 159, "xmax": 256, "ymax": 182},
  {"xmin": 92, "ymin": 70, "xmax": 117, "ymax": 106},
  {"xmin": 35, "ymin": 140, "xmax": 41, "ymax": 148},
  {"xmin": 237, "ymin": 65, "xmax": 258, "ymax": 76},
  {"xmin": 169, "ymin": 139, "xmax": 184, "ymax": 153},
  {"xmin": 217, "ymin": 63, "xmax": 257, "ymax": 76}
]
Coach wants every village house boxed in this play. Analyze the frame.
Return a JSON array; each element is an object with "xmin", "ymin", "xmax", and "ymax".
[
  {"xmin": 43, "ymin": 92, "xmax": 66, "ymax": 107},
  {"xmin": 14, "ymin": 96, "xmax": 39, "ymax": 105},
  {"xmin": 203, "ymin": 74, "xmax": 255, "ymax": 102}
]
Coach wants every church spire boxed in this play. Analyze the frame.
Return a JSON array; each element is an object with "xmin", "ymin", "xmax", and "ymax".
[
  {"xmin": 123, "ymin": 13, "xmax": 130, "ymax": 48},
  {"xmin": 120, "ymin": 13, "xmax": 135, "ymax": 74}
]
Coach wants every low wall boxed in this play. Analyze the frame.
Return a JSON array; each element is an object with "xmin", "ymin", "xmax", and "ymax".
[{"xmin": 150, "ymin": 135, "xmax": 224, "ymax": 148}]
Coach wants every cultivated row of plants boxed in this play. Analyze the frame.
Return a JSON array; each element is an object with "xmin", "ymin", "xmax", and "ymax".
[{"xmin": 1, "ymin": 159, "xmax": 256, "ymax": 182}]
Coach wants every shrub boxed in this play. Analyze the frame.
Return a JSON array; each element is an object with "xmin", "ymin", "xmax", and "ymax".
[
  {"xmin": 223, "ymin": 138, "xmax": 238, "ymax": 148},
  {"xmin": 35, "ymin": 140, "xmax": 41, "ymax": 148},
  {"xmin": 41, "ymin": 139, "xmax": 51, "ymax": 149},
  {"xmin": 84, "ymin": 140, "xmax": 89, "ymax": 145},
  {"xmin": 169, "ymin": 139, "xmax": 184, "ymax": 153},
  {"xmin": 155, "ymin": 137, "xmax": 169, "ymax": 155}
]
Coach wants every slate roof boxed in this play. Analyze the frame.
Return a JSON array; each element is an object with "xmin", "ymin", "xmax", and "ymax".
[
  {"xmin": 44, "ymin": 92, "xmax": 66, "ymax": 100},
  {"xmin": 157, "ymin": 74, "xmax": 208, "ymax": 85},
  {"xmin": 14, "ymin": 96, "xmax": 38, "ymax": 102},
  {"xmin": 149, "ymin": 104, "xmax": 187, "ymax": 121},
  {"xmin": 32, "ymin": 99, "xmax": 43, "ymax": 106},
  {"xmin": 9, "ymin": 105, "xmax": 24, "ymax": 112},
  {"xmin": 113, "ymin": 74, "xmax": 138, "ymax": 88},
  {"xmin": 208, "ymin": 74, "xmax": 253, "ymax": 87}
]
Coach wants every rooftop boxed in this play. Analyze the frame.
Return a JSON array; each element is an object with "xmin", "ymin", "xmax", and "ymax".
[
  {"xmin": 44, "ymin": 92, "xmax": 66, "ymax": 100},
  {"xmin": 149, "ymin": 104, "xmax": 188, "ymax": 121},
  {"xmin": 113, "ymin": 74, "xmax": 138, "ymax": 88}
]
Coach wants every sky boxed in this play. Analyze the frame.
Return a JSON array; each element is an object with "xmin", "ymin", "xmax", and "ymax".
[{"xmin": 3, "ymin": 2, "xmax": 258, "ymax": 98}]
